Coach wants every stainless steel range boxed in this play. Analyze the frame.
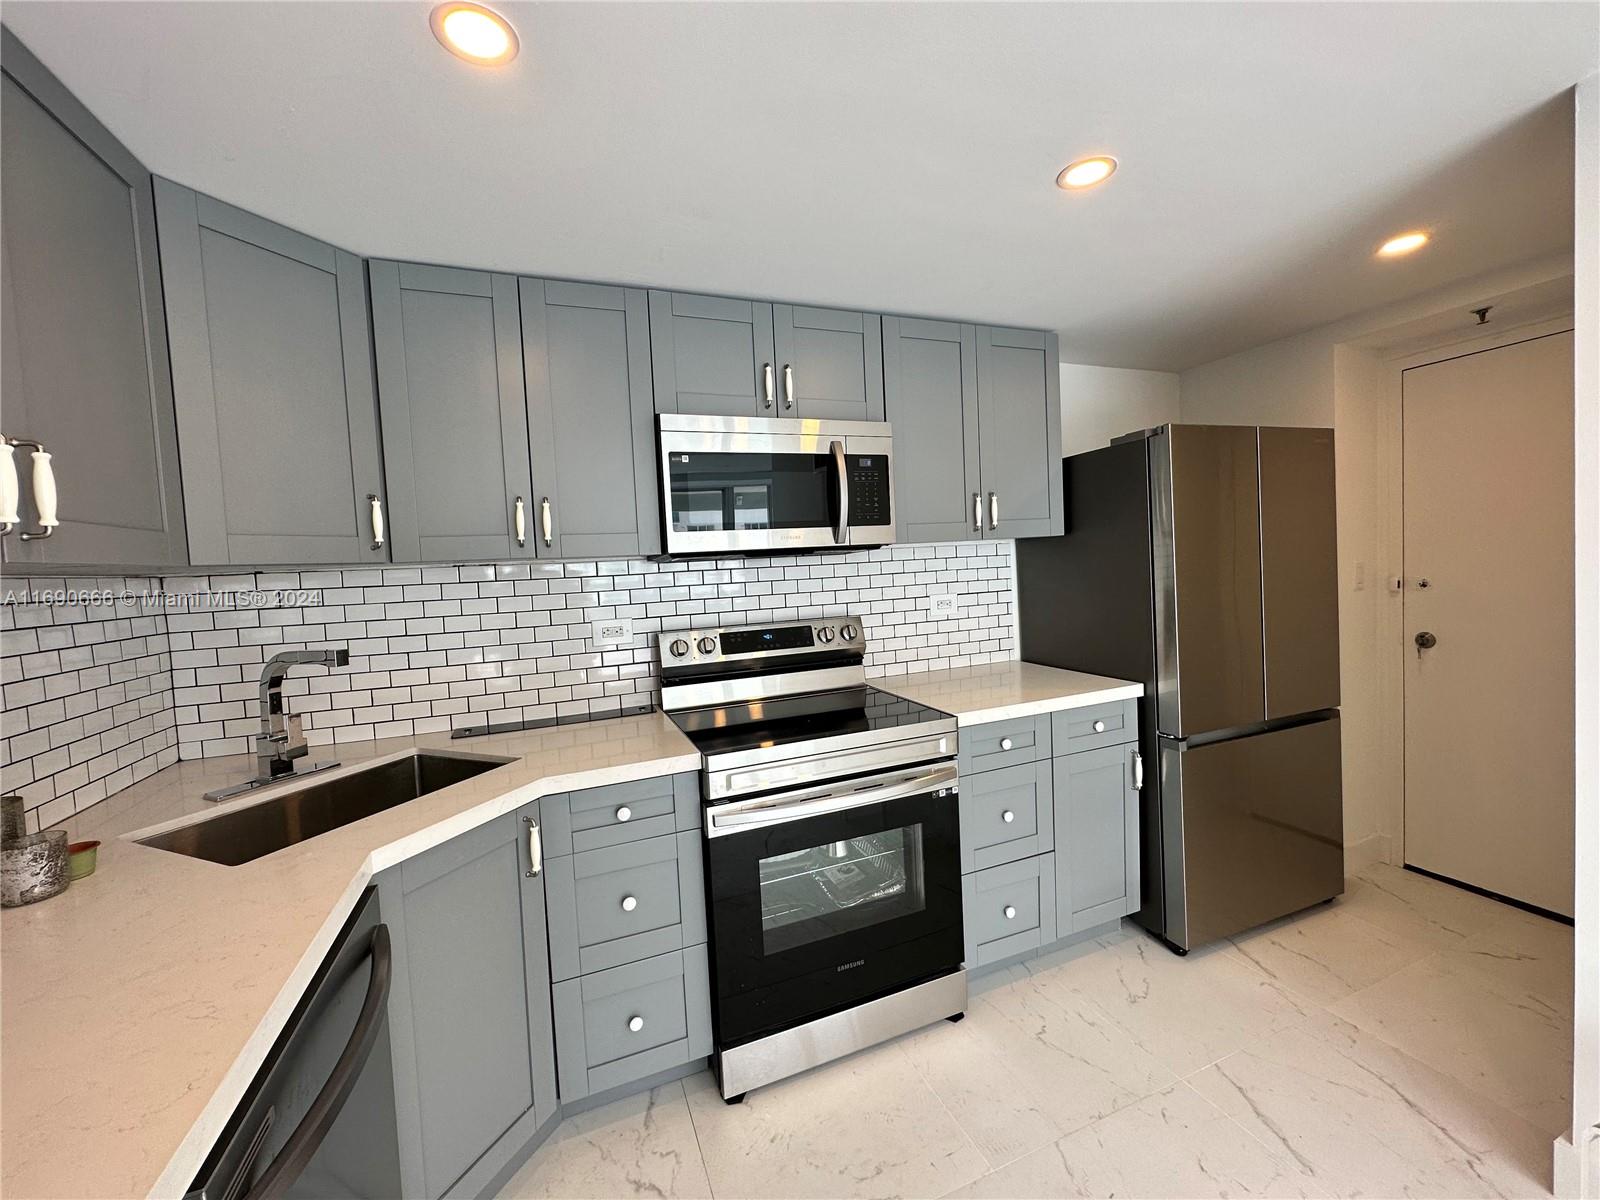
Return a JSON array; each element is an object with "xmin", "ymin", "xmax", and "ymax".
[{"xmin": 660, "ymin": 616, "xmax": 966, "ymax": 1102}]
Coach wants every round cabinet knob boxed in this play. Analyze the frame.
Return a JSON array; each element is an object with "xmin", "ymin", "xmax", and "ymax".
[
  {"xmin": 669, "ymin": 638, "xmax": 689, "ymax": 657},
  {"xmin": 628, "ymin": 1016, "xmax": 644, "ymax": 1033},
  {"xmin": 616, "ymin": 806, "xmax": 632, "ymax": 823},
  {"xmin": 816, "ymin": 626, "xmax": 835, "ymax": 644},
  {"xmin": 621, "ymin": 895, "xmax": 638, "ymax": 912},
  {"xmin": 1093, "ymin": 720, "xmax": 1106, "ymax": 733},
  {"xmin": 1003, "ymin": 905, "xmax": 1017, "ymax": 920},
  {"xmin": 999, "ymin": 737, "xmax": 1013, "ymax": 751},
  {"xmin": 1002, "ymin": 810, "xmax": 1015, "ymax": 824},
  {"xmin": 697, "ymin": 636, "xmax": 718, "ymax": 654},
  {"xmin": 840, "ymin": 623, "xmax": 858, "ymax": 641}
]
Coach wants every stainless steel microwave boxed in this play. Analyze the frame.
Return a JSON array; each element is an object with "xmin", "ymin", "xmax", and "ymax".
[{"xmin": 658, "ymin": 414, "xmax": 895, "ymax": 555}]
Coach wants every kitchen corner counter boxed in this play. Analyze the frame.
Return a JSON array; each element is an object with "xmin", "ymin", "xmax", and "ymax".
[
  {"xmin": 876, "ymin": 660, "xmax": 1142, "ymax": 725},
  {"xmin": 0, "ymin": 713, "xmax": 698, "ymax": 1200}
]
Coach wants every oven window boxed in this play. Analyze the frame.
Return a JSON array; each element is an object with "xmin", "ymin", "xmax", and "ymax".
[
  {"xmin": 758, "ymin": 827, "xmax": 926, "ymax": 955},
  {"xmin": 669, "ymin": 452, "xmax": 835, "ymax": 533}
]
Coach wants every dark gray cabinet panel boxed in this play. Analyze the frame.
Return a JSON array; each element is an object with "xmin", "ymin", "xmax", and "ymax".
[
  {"xmin": 976, "ymin": 327, "xmax": 1063, "ymax": 539},
  {"xmin": 957, "ymin": 713, "xmax": 1051, "ymax": 775},
  {"xmin": 959, "ymin": 759, "xmax": 1055, "ymax": 873},
  {"xmin": 882, "ymin": 316, "xmax": 982, "ymax": 542},
  {"xmin": 648, "ymin": 291, "xmax": 776, "ymax": 416},
  {"xmin": 379, "ymin": 807, "xmax": 557, "ymax": 1199},
  {"xmin": 154, "ymin": 178, "xmax": 386, "ymax": 565},
  {"xmin": 1051, "ymin": 699, "xmax": 1138, "ymax": 754},
  {"xmin": 523, "ymin": 280, "xmax": 659, "ymax": 558},
  {"xmin": 0, "ymin": 30, "xmax": 186, "ymax": 568},
  {"xmin": 1053, "ymin": 743, "xmax": 1141, "ymax": 933},
  {"xmin": 371, "ymin": 261, "xmax": 532, "ymax": 563},
  {"xmin": 772, "ymin": 304, "xmax": 884, "ymax": 421}
]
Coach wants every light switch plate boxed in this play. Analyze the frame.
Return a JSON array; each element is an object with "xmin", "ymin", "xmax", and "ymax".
[
  {"xmin": 926, "ymin": 594, "xmax": 957, "ymax": 620},
  {"xmin": 592, "ymin": 618, "xmax": 633, "ymax": 646}
]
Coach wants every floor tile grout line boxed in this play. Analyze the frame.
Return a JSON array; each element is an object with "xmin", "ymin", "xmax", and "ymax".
[{"xmin": 678, "ymin": 1075, "xmax": 722, "ymax": 1200}]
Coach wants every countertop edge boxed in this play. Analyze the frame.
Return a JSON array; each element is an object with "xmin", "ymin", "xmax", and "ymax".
[
  {"xmin": 147, "ymin": 748, "xmax": 700, "ymax": 1200},
  {"xmin": 945, "ymin": 681, "xmax": 1144, "ymax": 727}
]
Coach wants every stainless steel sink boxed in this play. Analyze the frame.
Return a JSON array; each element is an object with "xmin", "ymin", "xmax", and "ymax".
[{"xmin": 137, "ymin": 752, "xmax": 512, "ymax": 866}]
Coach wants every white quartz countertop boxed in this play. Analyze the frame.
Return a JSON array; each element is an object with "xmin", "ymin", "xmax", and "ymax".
[
  {"xmin": 0, "ymin": 712, "xmax": 699, "ymax": 1200},
  {"xmin": 877, "ymin": 660, "xmax": 1143, "ymax": 725}
]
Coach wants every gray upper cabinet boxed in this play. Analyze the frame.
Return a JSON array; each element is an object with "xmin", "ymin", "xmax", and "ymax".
[
  {"xmin": 371, "ymin": 261, "xmax": 532, "ymax": 563},
  {"xmin": 0, "ymin": 29, "xmax": 186, "ymax": 568},
  {"xmin": 975, "ymin": 326, "xmax": 1063, "ymax": 539},
  {"xmin": 648, "ymin": 291, "xmax": 777, "ymax": 416},
  {"xmin": 379, "ymin": 804, "xmax": 557, "ymax": 1199},
  {"xmin": 882, "ymin": 316, "xmax": 981, "ymax": 542},
  {"xmin": 523, "ymin": 279, "xmax": 660, "ymax": 558},
  {"xmin": 771, "ymin": 304, "xmax": 885, "ymax": 421},
  {"xmin": 154, "ymin": 178, "xmax": 386, "ymax": 565}
]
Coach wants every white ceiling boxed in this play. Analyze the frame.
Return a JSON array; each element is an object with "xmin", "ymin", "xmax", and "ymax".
[{"xmin": 4, "ymin": 1, "xmax": 1594, "ymax": 370}]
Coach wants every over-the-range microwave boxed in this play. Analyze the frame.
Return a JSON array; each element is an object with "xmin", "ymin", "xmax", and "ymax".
[{"xmin": 657, "ymin": 414, "xmax": 895, "ymax": 556}]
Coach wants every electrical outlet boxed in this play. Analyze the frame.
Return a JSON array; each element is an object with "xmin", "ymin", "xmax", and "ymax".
[
  {"xmin": 592, "ymin": 618, "xmax": 633, "ymax": 646},
  {"xmin": 927, "ymin": 594, "xmax": 957, "ymax": 620}
]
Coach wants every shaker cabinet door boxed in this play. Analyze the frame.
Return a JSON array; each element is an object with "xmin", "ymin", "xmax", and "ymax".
[
  {"xmin": 523, "ymin": 280, "xmax": 659, "ymax": 558},
  {"xmin": 1053, "ymin": 744, "xmax": 1141, "ymax": 933},
  {"xmin": 882, "ymin": 316, "xmax": 981, "ymax": 542},
  {"xmin": 154, "ymin": 179, "xmax": 386, "ymax": 565},
  {"xmin": 771, "ymin": 304, "xmax": 884, "ymax": 422},
  {"xmin": 976, "ymin": 326, "xmax": 1063, "ymax": 539},
  {"xmin": 0, "ymin": 31, "xmax": 186, "ymax": 568},
  {"xmin": 371, "ymin": 261, "xmax": 533, "ymax": 562},
  {"xmin": 648, "ymin": 291, "xmax": 776, "ymax": 416}
]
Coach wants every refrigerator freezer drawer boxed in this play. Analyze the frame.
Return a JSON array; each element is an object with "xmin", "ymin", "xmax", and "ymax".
[{"xmin": 1160, "ymin": 715, "xmax": 1344, "ymax": 950}]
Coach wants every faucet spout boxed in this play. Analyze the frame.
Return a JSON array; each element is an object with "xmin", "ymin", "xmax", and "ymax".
[{"xmin": 204, "ymin": 648, "xmax": 351, "ymax": 801}]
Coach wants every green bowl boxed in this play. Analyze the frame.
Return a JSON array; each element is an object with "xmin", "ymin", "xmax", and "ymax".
[{"xmin": 67, "ymin": 840, "xmax": 99, "ymax": 881}]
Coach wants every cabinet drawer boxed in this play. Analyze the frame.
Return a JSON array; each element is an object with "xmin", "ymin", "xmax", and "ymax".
[
  {"xmin": 552, "ymin": 945, "xmax": 712, "ymax": 1102},
  {"xmin": 958, "ymin": 715, "xmax": 1050, "ymax": 775},
  {"xmin": 962, "ymin": 854, "xmax": 1057, "ymax": 968},
  {"xmin": 959, "ymin": 760, "xmax": 1054, "ymax": 873},
  {"xmin": 545, "ymin": 830, "xmax": 706, "ymax": 980},
  {"xmin": 1052, "ymin": 699, "xmax": 1138, "ymax": 753},
  {"xmin": 542, "ymin": 773, "xmax": 699, "ymax": 855}
]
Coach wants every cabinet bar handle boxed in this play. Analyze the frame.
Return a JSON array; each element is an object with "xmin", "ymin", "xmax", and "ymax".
[
  {"xmin": 525, "ymin": 816, "xmax": 542, "ymax": 877},
  {"xmin": 988, "ymin": 491, "xmax": 998, "ymax": 531},
  {"xmin": 783, "ymin": 364, "xmax": 795, "ymax": 410},
  {"xmin": 514, "ymin": 496, "xmax": 526, "ymax": 547},
  {"xmin": 0, "ymin": 441, "xmax": 18, "ymax": 534},
  {"xmin": 972, "ymin": 492, "xmax": 982, "ymax": 532},
  {"xmin": 1132, "ymin": 749, "xmax": 1144, "ymax": 791},
  {"xmin": 762, "ymin": 363, "xmax": 775, "ymax": 409},
  {"xmin": 367, "ymin": 494, "xmax": 384, "ymax": 551},
  {"xmin": 6, "ymin": 438, "xmax": 57, "ymax": 541},
  {"xmin": 540, "ymin": 496, "xmax": 552, "ymax": 547}
]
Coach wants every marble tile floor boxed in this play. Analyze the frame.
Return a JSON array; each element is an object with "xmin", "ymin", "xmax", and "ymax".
[{"xmin": 498, "ymin": 863, "xmax": 1573, "ymax": 1200}]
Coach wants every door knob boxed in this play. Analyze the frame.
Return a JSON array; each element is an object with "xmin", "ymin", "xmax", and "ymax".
[{"xmin": 1414, "ymin": 631, "xmax": 1437, "ymax": 656}]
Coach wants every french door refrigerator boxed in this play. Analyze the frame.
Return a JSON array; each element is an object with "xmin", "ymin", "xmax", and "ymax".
[{"xmin": 1017, "ymin": 424, "xmax": 1343, "ymax": 951}]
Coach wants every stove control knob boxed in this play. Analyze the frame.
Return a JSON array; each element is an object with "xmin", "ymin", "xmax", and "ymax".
[
  {"xmin": 697, "ymin": 636, "xmax": 718, "ymax": 655},
  {"xmin": 816, "ymin": 626, "xmax": 835, "ymax": 644},
  {"xmin": 668, "ymin": 638, "xmax": 689, "ymax": 658},
  {"xmin": 840, "ymin": 623, "xmax": 858, "ymax": 641}
]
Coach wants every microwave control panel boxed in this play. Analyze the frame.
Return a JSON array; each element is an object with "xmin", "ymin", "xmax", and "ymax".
[{"xmin": 847, "ymin": 455, "xmax": 891, "ymax": 527}]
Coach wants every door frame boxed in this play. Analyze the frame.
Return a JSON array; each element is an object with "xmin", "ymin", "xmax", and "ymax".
[{"xmin": 1395, "ymin": 316, "xmax": 1575, "ymax": 870}]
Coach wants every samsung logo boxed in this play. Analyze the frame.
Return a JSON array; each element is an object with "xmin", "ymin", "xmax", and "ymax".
[{"xmin": 836, "ymin": 959, "xmax": 866, "ymax": 972}]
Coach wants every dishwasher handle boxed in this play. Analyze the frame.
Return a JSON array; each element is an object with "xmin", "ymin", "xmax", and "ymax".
[{"xmin": 243, "ymin": 923, "xmax": 393, "ymax": 1200}]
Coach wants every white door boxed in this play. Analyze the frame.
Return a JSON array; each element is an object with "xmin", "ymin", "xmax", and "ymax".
[{"xmin": 1402, "ymin": 329, "xmax": 1574, "ymax": 916}]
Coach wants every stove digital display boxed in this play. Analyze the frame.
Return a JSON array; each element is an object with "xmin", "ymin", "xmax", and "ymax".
[{"xmin": 721, "ymin": 626, "xmax": 815, "ymax": 655}]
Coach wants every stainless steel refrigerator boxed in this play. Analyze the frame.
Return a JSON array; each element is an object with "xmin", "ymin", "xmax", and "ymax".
[{"xmin": 1017, "ymin": 424, "xmax": 1344, "ymax": 952}]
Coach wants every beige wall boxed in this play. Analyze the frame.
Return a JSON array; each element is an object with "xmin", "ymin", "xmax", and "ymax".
[
  {"xmin": 1178, "ymin": 254, "xmax": 1574, "ymax": 867},
  {"xmin": 1059, "ymin": 362, "xmax": 1180, "ymax": 457}
]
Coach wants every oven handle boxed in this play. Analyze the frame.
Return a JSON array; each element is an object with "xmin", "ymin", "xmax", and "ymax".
[
  {"xmin": 708, "ymin": 762, "xmax": 957, "ymax": 837},
  {"xmin": 830, "ymin": 439, "xmax": 849, "ymax": 546}
]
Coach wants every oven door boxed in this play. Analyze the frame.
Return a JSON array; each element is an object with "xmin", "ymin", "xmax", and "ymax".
[
  {"xmin": 704, "ymin": 762, "xmax": 962, "ymax": 1047},
  {"xmin": 659, "ymin": 416, "xmax": 894, "ymax": 555}
]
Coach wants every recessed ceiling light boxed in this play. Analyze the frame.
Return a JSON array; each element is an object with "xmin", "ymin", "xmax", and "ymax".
[
  {"xmin": 1057, "ymin": 156, "xmax": 1118, "ymax": 190},
  {"xmin": 431, "ymin": 2, "xmax": 519, "ymax": 66},
  {"xmin": 1377, "ymin": 231, "xmax": 1429, "ymax": 257}
]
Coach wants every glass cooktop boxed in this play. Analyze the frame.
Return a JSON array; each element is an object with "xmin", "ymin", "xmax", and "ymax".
[{"xmin": 667, "ymin": 686, "xmax": 952, "ymax": 758}]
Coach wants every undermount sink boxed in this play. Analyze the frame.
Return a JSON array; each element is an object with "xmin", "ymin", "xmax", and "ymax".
[{"xmin": 136, "ymin": 751, "xmax": 512, "ymax": 866}]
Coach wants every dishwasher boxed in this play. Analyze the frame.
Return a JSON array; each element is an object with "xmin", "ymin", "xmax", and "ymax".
[{"xmin": 186, "ymin": 887, "xmax": 402, "ymax": 1200}]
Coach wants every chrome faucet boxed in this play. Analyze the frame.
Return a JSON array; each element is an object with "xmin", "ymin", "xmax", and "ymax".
[{"xmin": 205, "ymin": 649, "xmax": 350, "ymax": 802}]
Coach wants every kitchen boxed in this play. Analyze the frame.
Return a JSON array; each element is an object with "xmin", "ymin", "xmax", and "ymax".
[{"xmin": 1, "ymin": 4, "xmax": 1595, "ymax": 1200}]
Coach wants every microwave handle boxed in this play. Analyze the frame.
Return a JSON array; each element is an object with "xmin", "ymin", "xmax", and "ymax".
[
  {"xmin": 709, "ymin": 762, "xmax": 957, "ymax": 835},
  {"xmin": 830, "ymin": 439, "xmax": 849, "ymax": 545}
]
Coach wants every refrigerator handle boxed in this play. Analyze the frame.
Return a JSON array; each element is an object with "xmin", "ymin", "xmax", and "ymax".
[{"xmin": 1131, "ymin": 748, "xmax": 1144, "ymax": 791}]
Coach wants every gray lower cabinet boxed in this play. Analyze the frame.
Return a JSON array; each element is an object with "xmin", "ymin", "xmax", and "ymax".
[
  {"xmin": 975, "ymin": 326, "xmax": 1063, "ymax": 539},
  {"xmin": 522, "ymin": 279, "xmax": 660, "ymax": 558},
  {"xmin": 649, "ymin": 291, "xmax": 776, "ymax": 416},
  {"xmin": 959, "ymin": 760, "xmax": 1054, "ymax": 873},
  {"xmin": 378, "ymin": 802, "xmax": 557, "ymax": 1199},
  {"xmin": 962, "ymin": 853, "xmax": 1058, "ymax": 967},
  {"xmin": 370, "ymin": 261, "xmax": 533, "ymax": 562},
  {"xmin": 1054, "ymin": 741, "xmax": 1142, "ymax": 933},
  {"xmin": 154, "ymin": 178, "xmax": 387, "ymax": 565},
  {"xmin": 771, "ymin": 304, "xmax": 885, "ymax": 421},
  {"xmin": 882, "ymin": 316, "xmax": 981, "ymax": 542},
  {"xmin": 0, "ymin": 29, "xmax": 187, "ymax": 568}
]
